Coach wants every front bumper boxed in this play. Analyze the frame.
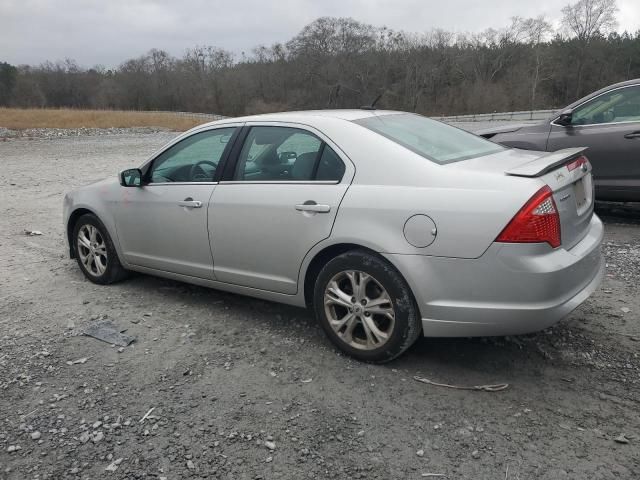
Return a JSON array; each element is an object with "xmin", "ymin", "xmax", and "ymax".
[{"xmin": 384, "ymin": 214, "xmax": 604, "ymax": 337}]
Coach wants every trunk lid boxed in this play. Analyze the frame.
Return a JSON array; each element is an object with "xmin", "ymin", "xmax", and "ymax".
[
  {"xmin": 448, "ymin": 147, "xmax": 594, "ymax": 250},
  {"xmin": 504, "ymin": 147, "xmax": 587, "ymax": 177},
  {"xmin": 530, "ymin": 149, "xmax": 594, "ymax": 250}
]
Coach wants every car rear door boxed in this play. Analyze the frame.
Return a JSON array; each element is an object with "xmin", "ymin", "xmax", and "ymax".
[
  {"xmin": 114, "ymin": 126, "xmax": 239, "ymax": 279},
  {"xmin": 546, "ymin": 84, "xmax": 640, "ymax": 200},
  {"xmin": 208, "ymin": 123, "xmax": 354, "ymax": 294}
]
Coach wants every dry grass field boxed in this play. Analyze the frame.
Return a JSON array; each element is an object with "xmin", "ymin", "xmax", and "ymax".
[{"xmin": 0, "ymin": 108, "xmax": 209, "ymax": 130}]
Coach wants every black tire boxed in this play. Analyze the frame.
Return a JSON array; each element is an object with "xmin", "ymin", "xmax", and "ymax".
[
  {"xmin": 72, "ymin": 213, "xmax": 129, "ymax": 285},
  {"xmin": 313, "ymin": 249, "xmax": 421, "ymax": 363}
]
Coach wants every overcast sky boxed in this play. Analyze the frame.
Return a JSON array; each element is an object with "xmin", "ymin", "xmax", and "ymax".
[{"xmin": 1, "ymin": 0, "xmax": 639, "ymax": 67}]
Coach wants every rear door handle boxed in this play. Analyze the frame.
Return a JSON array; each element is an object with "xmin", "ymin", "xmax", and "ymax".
[
  {"xmin": 178, "ymin": 198, "xmax": 203, "ymax": 208},
  {"xmin": 624, "ymin": 131, "xmax": 640, "ymax": 139},
  {"xmin": 295, "ymin": 203, "xmax": 331, "ymax": 213}
]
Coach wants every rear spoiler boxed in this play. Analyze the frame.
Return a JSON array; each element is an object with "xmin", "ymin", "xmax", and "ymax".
[{"xmin": 506, "ymin": 147, "xmax": 588, "ymax": 177}]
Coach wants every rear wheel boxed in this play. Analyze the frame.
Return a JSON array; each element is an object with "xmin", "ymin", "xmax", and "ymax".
[
  {"xmin": 72, "ymin": 213, "xmax": 128, "ymax": 285},
  {"xmin": 313, "ymin": 250, "xmax": 421, "ymax": 363}
]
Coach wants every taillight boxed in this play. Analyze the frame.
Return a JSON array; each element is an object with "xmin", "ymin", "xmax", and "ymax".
[
  {"xmin": 566, "ymin": 155, "xmax": 589, "ymax": 172},
  {"xmin": 496, "ymin": 186, "xmax": 561, "ymax": 248}
]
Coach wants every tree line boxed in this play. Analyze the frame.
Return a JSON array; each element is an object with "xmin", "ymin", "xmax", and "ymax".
[{"xmin": 1, "ymin": 0, "xmax": 637, "ymax": 116}]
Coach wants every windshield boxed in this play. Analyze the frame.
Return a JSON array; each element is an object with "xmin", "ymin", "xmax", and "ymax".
[{"xmin": 354, "ymin": 113, "xmax": 505, "ymax": 164}]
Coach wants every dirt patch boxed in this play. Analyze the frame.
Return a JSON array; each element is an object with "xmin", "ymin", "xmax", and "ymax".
[{"xmin": 0, "ymin": 133, "xmax": 638, "ymax": 479}]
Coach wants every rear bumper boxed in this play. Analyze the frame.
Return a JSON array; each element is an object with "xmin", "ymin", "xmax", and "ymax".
[{"xmin": 384, "ymin": 214, "xmax": 604, "ymax": 337}]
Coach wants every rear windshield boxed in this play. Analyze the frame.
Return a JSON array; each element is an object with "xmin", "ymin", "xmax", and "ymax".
[{"xmin": 354, "ymin": 113, "xmax": 505, "ymax": 164}]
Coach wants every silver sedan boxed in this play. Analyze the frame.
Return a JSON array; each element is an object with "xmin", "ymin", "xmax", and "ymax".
[{"xmin": 63, "ymin": 110, "xmax": 604, "ymax": 362}]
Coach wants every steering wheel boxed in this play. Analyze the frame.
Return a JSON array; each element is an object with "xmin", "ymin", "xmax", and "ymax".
[{"xmin": 189, "ymin": 160, "xmax": 217, "ymax": 182}]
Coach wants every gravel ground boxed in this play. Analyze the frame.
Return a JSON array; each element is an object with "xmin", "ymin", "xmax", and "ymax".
[
  {"xmin": 0, "ymin": 130, "xmax": 639, "ymax": 480},
  {"xmin": 0, "ymin": 127, "xmax": 172, "ymax": 139}
]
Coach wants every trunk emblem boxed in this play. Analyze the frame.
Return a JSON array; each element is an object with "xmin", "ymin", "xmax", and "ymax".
[
  {"xmin": 559, "ymin": 193, "xmax": 571, "ymax": 201},
  {"xmin": 555, "ymin": 172, "xmax": 565, "ymax": 181}
]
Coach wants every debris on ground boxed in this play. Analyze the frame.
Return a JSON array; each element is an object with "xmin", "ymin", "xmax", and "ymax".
[
  {"xmin": 614, "ymin": 434, "xmax": 630, "ymax": 444},
  {"xmin": 83, "ymin": 319, "xmax": 136, "ymax": 347},
  {"xmin": 24, "ymin": 229, "xmax": 43, "ymax": 236},
  {"xmin": 66, "ymin": 356, "xmax": 90, "ymax": 365},
  {"xmin": 413, "ymin": 376, "xmax": 509, "ymax": 392},
  {"xmin": 105, "ymin": 458, "xmax": 123, "ymax": 472},
  {"xmin": 139, "ymin": 407, "xmax": 155, "ymax": 423}
]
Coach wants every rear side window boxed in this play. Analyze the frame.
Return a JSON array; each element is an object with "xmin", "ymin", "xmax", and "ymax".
[
  {"xmin": 316, "ymin": 146, "xmax": 345, "ymax": 181},
  {"xmin": 234, "ymin": 126, "xmax": 345, "ymax": 182},
  {"xmin": 354, "ymin": 113, "xmax": 504, "ymax": 164}
]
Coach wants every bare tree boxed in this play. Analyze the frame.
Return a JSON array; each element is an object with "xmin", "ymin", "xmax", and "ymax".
[
  {"xmin": 562, "ymin": 0, "xmax": 618, "ymax": 95},
  {"xmin": 6, "ymin": 14, "xmax": 640, "ymax": 116},
  {"xmin": 520, "ymin": 16, "xmax": 554, "ymax": 109}
]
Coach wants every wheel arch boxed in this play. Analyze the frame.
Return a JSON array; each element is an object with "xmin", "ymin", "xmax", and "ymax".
[
  {"xmin": 303, "ymin": 243, "xmax": 396, "ymax": 308},
  {"xmin": 66, "ymin": 207, "xmax": 97, "ymax": 258}
]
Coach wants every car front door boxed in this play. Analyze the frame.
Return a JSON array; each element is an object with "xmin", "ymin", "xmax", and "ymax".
[
  {"xmin": 547, "ymin": 84, "xmax": 640, "ymax": 199},
  {"xmin": 209, "ymin": 124, "xmax": 353, "ymax": 294},
  {"xmin": 115, "ymin": 126, "xmax": 238, "ymax": 278}
]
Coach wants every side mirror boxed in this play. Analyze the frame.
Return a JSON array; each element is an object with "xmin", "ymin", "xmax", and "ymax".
[
  {"xmin": 555, "ymin": 109, "xmax": 574, "ymax": 126},
  {"xmin": 119, "ymin": 168, "xmax": 142, "ymax": 187}
]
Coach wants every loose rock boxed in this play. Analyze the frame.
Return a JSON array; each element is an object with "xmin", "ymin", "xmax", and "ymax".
[{"xmin": 614, "ymin": 434, "xmax": 630, "ymax": 444}]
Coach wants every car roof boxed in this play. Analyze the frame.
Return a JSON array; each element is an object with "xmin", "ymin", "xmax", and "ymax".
[{"xmin": 197, "ymin": 109, "xmax": 404, "ymax": 129}]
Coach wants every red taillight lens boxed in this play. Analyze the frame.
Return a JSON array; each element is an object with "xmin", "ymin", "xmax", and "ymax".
[
  {"xmin": 496, "ymin": 186, "xmax": 561, "ymax": 248},
  {"xmin": 566, "ymin": 155, "xmax": 589, "ymax": 172}
]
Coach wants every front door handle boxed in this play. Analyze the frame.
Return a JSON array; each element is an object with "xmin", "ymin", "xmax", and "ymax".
[
  {"xmin": 295, "ymin": 202, "xmax": 331, "ymax": 213},
  {"xmin": 178, "ymin": 198, "xmax": 203, "ymax": 208},
  {"xmin": 624, "ymin": 131, "xmax": 640, "ymax": 139}
]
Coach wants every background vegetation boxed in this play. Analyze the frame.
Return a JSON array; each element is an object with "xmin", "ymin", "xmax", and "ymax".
[
  {"xmin": 0, "ymin": 0, "xmax": 637, "ymax": 117},
  {"xmin": 0, "ymin": 108, "xmax": 204, "ymax": 130}
]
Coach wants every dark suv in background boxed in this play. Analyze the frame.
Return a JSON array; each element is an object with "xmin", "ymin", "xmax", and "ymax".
[{"xmin": 478, "ymin": 79, "xmax": 640, "ymax": 202}]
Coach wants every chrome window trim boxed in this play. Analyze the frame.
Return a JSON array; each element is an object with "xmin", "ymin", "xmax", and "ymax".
[
  {"xmin": 145, "ymin": 182, "xmax": 219, "ymax": 186},
  {"xmin": 219, "ymin": 180, "xmax": 339, "ymax": 185},
  {"xmin": 550, "ymin": 84, "xmax": 640, "ymax": 128},
  {"xmin": 550, "ymin": 119, "xmax": 640, "ymax": 129}
]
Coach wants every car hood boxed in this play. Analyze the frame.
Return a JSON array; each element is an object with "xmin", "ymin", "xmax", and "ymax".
[{"xmin": 475, "ymin": 122, "xmax": 536, "ymax": 137}]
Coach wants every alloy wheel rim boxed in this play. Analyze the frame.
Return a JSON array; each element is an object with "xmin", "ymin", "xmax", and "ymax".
[
  {"xmin": 324, "ymin": 270, "xmax": 395, "ymax": 350},
  {"xmin": 77, "ymin": 224, "xmax": 108, "ymax": 277}
]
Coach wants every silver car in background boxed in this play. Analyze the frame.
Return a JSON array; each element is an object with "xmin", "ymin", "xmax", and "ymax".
[{"xmin": 63, "ymin": 110, "xmax": 604, "ymax": 362}]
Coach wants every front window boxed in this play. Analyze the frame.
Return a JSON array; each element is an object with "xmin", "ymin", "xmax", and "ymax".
[
  {"xmin": 354, "ymin": 113, "xmax": 504, "ymax": 164},
  {"xmin": 570, "ymin": 85, "xmax": 640, "ymax": 126},
  {"xmin": 149, "ymin": 128, "xmax": 235, "ymax": 183}
]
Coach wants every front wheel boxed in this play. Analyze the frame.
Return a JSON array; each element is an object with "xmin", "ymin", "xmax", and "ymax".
[
  {"xmin": 72, "ymin": 213, "xmax": 128, "ymax": 285},
  {"xmin": 313, "ymin": 250, "xmax": 421, "ymax": 363}
]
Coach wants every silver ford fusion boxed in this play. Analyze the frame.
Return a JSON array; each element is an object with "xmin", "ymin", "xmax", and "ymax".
[{"xmin": 63, "ymin": 110, "xmax": 604, "ymax": 362}]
